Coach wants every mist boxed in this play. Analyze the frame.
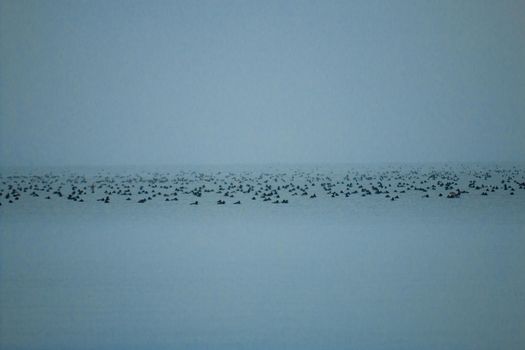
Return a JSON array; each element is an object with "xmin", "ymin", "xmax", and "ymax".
[
  {"xmin": 2, "ymin": 3, "xmax": 525, "ymax": 349},
  {"xmin": 1, "ymin": 0, "xmax": 524, "ymax": 166}
]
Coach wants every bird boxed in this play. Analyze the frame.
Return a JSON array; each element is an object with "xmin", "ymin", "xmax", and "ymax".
[{"xmin": 447, "ymin": 189, "xmax": 461, "ymax": 198}]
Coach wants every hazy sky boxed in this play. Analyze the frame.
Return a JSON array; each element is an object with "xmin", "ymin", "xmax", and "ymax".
[{"xmin": 1, "ymin": 0, "xmax": 524, "ymax": 166}]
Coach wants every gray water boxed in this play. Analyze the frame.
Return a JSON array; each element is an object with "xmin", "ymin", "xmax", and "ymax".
[{"xmin": 1, "ymin": 166, "xmax": 524, "ymax": 349}]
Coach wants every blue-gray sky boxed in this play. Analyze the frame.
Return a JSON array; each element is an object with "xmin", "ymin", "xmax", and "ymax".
[{"xmin": 1, "ymin": 0, "xmax": 524, "ymax": 166}]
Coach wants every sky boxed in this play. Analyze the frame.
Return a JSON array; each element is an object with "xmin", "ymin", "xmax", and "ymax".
[{"xmin": 1, "ymin": 0, "xmax": 524, "ymax": 166}]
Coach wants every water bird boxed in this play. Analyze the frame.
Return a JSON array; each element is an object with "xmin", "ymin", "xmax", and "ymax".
[{"xmin": 447, "ymin": 189, "xmax": 461, "ymax": 198}]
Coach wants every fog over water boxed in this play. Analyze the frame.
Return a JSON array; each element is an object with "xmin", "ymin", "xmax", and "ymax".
[
  {"xmin": 1, "ymin": 0, "xmax": 524, "ymax": 166},
  {"xmin": 1, "ymin": 2, "xmax": 525, "ymax": 350}
]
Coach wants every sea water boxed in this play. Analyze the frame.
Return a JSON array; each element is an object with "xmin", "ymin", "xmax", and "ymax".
[{"xmin": 1, "ymin": 164, "xmax": 524, "ymax": 349}]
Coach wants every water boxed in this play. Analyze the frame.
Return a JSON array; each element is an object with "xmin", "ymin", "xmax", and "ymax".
[{"xmin": 1, "ymin": 164, "xmax": 524, "ymax": 349}]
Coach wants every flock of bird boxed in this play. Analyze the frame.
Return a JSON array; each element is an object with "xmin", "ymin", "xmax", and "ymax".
[{"xmin": 1, "ymin": 166, "xmax": 524, "ymax": 207}]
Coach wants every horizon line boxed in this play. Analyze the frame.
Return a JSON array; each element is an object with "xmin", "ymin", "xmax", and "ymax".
[{"xmin": 1, "ymin": 160, "xmax": 525, "ymax": 169}]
